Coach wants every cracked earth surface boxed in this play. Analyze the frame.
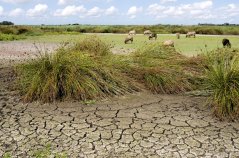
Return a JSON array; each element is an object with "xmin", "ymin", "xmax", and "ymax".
[
  {"xmin": 1, "ymin": 67, "xmax": 239, "ymax": 157},
  {"xmin": 0, "ymin": 43, "xmax": 239, "ymax": 158}
]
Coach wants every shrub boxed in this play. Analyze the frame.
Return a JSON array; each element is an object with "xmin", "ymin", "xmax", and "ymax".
[
  {"xmin": 0, "ymin": 21, "xmax": 14, "ymax": 25},
  {"xmin": 205, "ymin": 48, "xmax": 239, "ymax": 119},
  {"xmin": 16, "ymin": 26, "xmax": 33, "ymax": 34},
  {"xmin": 0, "ymin": 26, "xmax": 18, "ymax": 34},
  {"xmin": 0, "ymin": 33, "xmax": 25, "ymax": 41}
]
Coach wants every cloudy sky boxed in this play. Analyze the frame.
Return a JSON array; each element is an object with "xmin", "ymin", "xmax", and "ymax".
[{"xmin": 0, "ymin": 0, "xmax": 238, "ymax": 25}]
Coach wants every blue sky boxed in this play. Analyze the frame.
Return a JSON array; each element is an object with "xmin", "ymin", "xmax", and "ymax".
[{"xmin": 0, "ymin": 0, "xmax": 238, "ymax": 25}]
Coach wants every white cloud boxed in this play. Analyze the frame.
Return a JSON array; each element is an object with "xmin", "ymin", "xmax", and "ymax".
[
  {"xmin": 27, "ymin": 4, "xmax": 48, "ymax": 17},
  {"xmin": 0, "ymin": 6, "xmax": 3, "ymax": 15},
  {"xmin": 54, "ymin": 5, "xmax": 118, "ymax": 18},
  {"xmin": 228, "ymin": 4, "xmax": 236, "ymax": 10},
  {"xmin": 9, "ymin": 8, "xmax": 24, "ymax": 17},
  {"xmin": 191, "ymin": 0, "xmax": 213, "ymax": 10},
  {"xmin": 160, "ymin": 0, "xmax": 177, "ymax": 4},
  {"xmin": 54, "ymin": 5, "xmax": 86, "ymax": 16},
  {"xmin": 127, "ymin": 6, "xmax": 143, "ymax": 19},
  {"xmin": 163, "ymin": 6, "xmax": 184, "ymax": 16},
  {"xmin": 58, "ymin": 0, "xmax": 74, "ymax": 5},
  {"xmin": 1, "ymin": 0, "xmax": 31, "ymax": 3},
  {"xmin": 190, "ymin": 10, "xmax": 204, "ymax": 15},
  {"xmin": 147, "ymin": 4, "xmax": 166, "ymax": 18},
  {"xmin": 105, "ymin": 6, "xmax": 118, "ymax": 16},
  {"xmin": 87, "ymin": 7, "xmax": 103, "ymax": 17},
  {"xmin": 217, "ymin": 3, "xmax": 239, "ymax": 19},
  {"xmin": 195, "ymin": 13, "xmax": 215, "ymax": 20},
  {"xmin": 147, "ymin": 0, "xmax": 213, "ymax": 19}
]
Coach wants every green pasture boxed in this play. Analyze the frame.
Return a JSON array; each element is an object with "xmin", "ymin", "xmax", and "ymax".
[{"xmin": 25, "ymin": 33, "xmax": 239, "ymax": 56}]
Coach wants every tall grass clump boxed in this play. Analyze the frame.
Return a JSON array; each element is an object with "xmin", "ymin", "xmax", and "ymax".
[
  {"xmin": 70, "ymin": 35, "xmax": 112, "ymax": 57},
  {"xmin": 205, "ymin": 48, "xmax": 239, "ymax": 119},
  {"xmin": 16, "ymin": 39, "xmax": 136, "ymax": 103},
  {"xmin": 129, "ymin": 42, "xmax": 200, "ymax": 94}
]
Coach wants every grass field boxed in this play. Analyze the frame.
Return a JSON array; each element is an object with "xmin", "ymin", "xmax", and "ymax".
[{"xmin": 25, "ymin": 33, "xmax": 239, "ymax": 56}]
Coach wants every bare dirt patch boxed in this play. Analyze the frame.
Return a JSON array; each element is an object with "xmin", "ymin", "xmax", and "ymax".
[{"xmin": 0, "ymin": 41, "xmax": 59, "ymax": 60}]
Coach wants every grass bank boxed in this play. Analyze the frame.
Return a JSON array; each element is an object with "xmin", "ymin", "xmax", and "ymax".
[{"xmin": 15, "ymin": 35, "xmax": 239, "ymax": 119}]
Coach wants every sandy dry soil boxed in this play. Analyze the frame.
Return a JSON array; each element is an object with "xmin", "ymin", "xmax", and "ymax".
[
  {"xmin": 0, "ymin": 41, "xmax": 59, "ymax": 60},
  {"xmin": 0, "ymin": 41, "xmax": 134, "ymax": 61},
  {"xmin": 0, "ymin": 41, "xmax": 239, "ymax": 157}
]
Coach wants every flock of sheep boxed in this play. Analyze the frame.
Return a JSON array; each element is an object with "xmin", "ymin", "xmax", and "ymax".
[{"xmin": 124, "ymin": 30, "xmax": 232, "ymax": 48}]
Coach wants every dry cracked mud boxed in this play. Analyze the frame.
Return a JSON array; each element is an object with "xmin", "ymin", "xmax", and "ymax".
[{"xmin": 1, "ymin": 41, "xmax": 239, "ymax": 157}]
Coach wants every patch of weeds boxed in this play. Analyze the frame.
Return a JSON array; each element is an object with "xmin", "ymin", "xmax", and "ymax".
[
  {"xmin": 83, "ymin": 99, "xmax": 96, "ymax": 105},
  {"xmin": 3, "ymin": 152, "xmax": 11, "ymax": 158},
  {"xmin": 32, "ymin": 144, "xmax": 67, "ymax": 158}
]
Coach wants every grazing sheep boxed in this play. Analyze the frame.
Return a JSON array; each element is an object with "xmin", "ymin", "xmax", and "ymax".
[
  {"xmin": 186, "ymin": 31, "xmax": 196, "ymax": 38},
  {"xmin": 128, "ymin": 30, "xmax": 136, "ymax": 35},
  {"xmin": 125, "ymin": 35, "xmax": 133, "ymax": 44},
  {"xmin": 176, "ymin": 33, "xmax": 180, "ymax": 39},
  {"xmin": 144, "ymin": 30, "xmax": 152, "ymax": 35},
  {"xmin": 222, "ymin": 38, "xmax": 231, "ymax": 48},
  {"xmin": 163, "ymin": 40, "xmax": 174, "ymax": 47},
  {"xmin": 149, "ymin": 33, "xmax": 157, "ymax": 40}
]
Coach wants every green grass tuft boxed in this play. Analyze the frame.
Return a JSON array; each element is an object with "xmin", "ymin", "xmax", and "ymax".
[
  {"xmin": 127, "ymin": 42, "xmax": 200, "ymax": 94},
  {"xmin": 16, "ymin": 41, "xmax": 136, "ymax": 102},
  {"xmin": 205, "ymin": 48, "xmax": 239, "ymax": 119},
  {"xmin": 70, "ymin": 35, "xmax": 112, "ymax": 57}
]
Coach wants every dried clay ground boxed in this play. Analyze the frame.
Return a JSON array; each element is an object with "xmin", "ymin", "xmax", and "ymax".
[{"xmin": 0, "ymin": 39, "xmax": 239, "ymax": 157}]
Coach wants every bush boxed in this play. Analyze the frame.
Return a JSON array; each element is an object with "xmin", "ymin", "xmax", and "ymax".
[
  {"xmin": 0, "ymin": 33, "xmax": 25, "ymax": 41},
  {"xmin": 16, "ymin": 26, "xmax": 33, "ymax": 35},
  {"xmin": 0, "ymin": 21, "xmax": 14, "ymax": 25},
  {"xmin": 0, "ymin": 26, "xmax": 18, "ymax": 34},
  {"xmin": 205, "ymin": 48, "xmax": 239, "ymax": 119}
]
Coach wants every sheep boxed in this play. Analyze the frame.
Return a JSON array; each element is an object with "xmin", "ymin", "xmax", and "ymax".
[
  {"xmin": 149, "ymin": 33, "xmax": 157, "ymax": 40},
  {"xmin": 186, "ymin": 31, "xmax": 196, "ymax": 38},
  {"xmin": 144, "ymin": 30, "xmax": 152, "ymax": 35},
  {"xmin": 163, "ymin": 40, "xmax": 174, "ymax": 47},
  {"xmin": 222, "ymin": 38, "xmax": 231, "ymax": 48},
  {"xmin": 125, "ymin": 35, "xmax": 133, "ymax": 44},
  {"xmin": 176, "ymin": 33, "xmax": 180, "ymax": 39},
  {"xmin": 128, "ymin": 30, "xmax": 136, "ymax": 35}
]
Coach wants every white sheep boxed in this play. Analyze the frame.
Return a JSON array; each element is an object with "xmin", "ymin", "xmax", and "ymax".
[
  {"xmin": 186, "ymin": 31, "xmax": 196, "ymax": 38},
  {"xmin": 144, "ymin": 30, "xmax": 152, "ymax": 35},
  {"xmin": 163, "ymin": 40, "xmax": 174, "ymax": 47},
  {"xmin": 128, "ymin": 30, "xmax": 136, "ymax": 35},
  {"xmin": 176, "ymin": 33, "xmax": 180, "ymax": 39},
  {"xmin": 124, "ymin": 35, "xmax": 133, "ymax": 44}
]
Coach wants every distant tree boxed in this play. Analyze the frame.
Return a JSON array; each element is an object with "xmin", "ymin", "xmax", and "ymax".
[{"xmin": 0, "ymin": 21, "xmax": 14, "ymax": 25}]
